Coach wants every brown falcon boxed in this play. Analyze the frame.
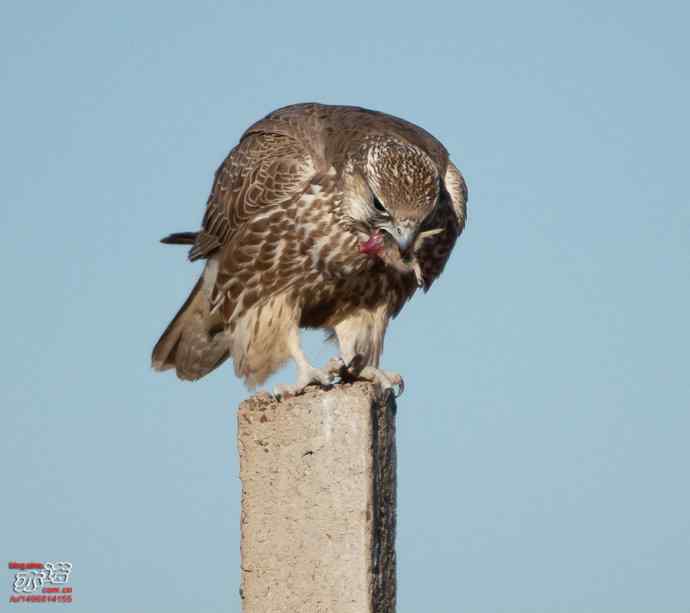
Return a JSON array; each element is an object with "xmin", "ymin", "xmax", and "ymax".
[{"xmin": 152, "ymin": 103, "xmax": 467, "ymax": 397}]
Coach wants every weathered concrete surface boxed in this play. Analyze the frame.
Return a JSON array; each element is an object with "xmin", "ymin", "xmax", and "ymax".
[{"xmin": 238, "ymin": 382, "xmax": 396, "ymax": 613}]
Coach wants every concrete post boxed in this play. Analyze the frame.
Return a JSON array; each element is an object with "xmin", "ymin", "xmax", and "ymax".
[{"xmin": 238, "ymin": 382, "xmax": 397, "ymax": 613}]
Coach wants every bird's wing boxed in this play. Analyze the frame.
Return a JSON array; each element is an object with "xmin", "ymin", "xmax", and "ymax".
[
  {"xmin": 444, "ymin": 161, "xmax": 468, "ymax": 233},
  {"xmin": 416, "ymin": 161, "xmax": 468, "ymax": 290},
  {"xmin": 208, "ymin": 169, "xmax": 342, "ymax": 322},
  {"xmin": 188, "ymin": 131, "xmax": 317, "ymax": 261}
]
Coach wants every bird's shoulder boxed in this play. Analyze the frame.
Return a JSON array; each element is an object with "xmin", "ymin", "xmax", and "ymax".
[
  {"xmin": 189, "ymin": 128, "xmax": 319, "ymax": 261},
  {"xmin": 415, "ymin": 162, "xmax": 468, "ymax": 290}
]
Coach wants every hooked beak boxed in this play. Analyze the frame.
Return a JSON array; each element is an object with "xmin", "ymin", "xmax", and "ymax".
[{"xmin": 392, "ymin": 224, "xmax": 416, "ymax": 256}]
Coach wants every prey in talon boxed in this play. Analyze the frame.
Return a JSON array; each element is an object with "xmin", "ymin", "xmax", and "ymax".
[{"xmin": 152, "ymin": 103, "xmax": 468, "ymax": 399}]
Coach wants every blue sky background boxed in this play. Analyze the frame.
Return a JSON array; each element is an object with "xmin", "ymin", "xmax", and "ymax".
[{"xmin": 2, "ymin": 1, "xmax": 689, "ymax": 611}]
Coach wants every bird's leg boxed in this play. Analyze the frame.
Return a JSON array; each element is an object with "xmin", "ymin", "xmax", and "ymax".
[
  {"xmin": 328, "ymin": 315, "xmax": 405, "ymax": 397},
  {"xmin": 273, "ymin": 326, "xmax": 335, "ymax": 399}
]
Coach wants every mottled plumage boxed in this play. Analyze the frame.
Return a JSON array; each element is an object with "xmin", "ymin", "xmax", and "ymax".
[{"xmin": 152, "ymin": 103, "xmax": 467, "ymax": 395}]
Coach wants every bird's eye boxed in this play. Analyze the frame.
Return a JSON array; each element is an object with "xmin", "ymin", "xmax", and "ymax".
[{"xmin": 373, "ymin": 196, "xmax": 387, "ymax": 214}]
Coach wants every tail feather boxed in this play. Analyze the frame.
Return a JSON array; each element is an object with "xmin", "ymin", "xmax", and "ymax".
[
  {"xmin": 151, "ymin": 277, "xmax": 204, "ymax": 373},
  {"xmin": 152, "ymin": 275, "xmax": 231, "ymax": 381},
  {"xmin": 160, "ymin": 231, "xmax": 198, "ymax": 245}
]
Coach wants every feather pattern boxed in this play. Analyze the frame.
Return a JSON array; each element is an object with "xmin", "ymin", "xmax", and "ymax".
[{"xmin": 152, "ymin": 103, "xmax": 468, "ymax": 387}]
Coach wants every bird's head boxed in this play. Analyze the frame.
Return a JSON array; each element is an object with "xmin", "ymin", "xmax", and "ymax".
[{"xmin": 343, "ymin": 137, "xmax": 440, "ymax": 260}]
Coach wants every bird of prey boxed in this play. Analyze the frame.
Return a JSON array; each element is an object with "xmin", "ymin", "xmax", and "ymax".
[{"xmin": 152, "ymin": 103, "xmax": 467, "ymax": 397}]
